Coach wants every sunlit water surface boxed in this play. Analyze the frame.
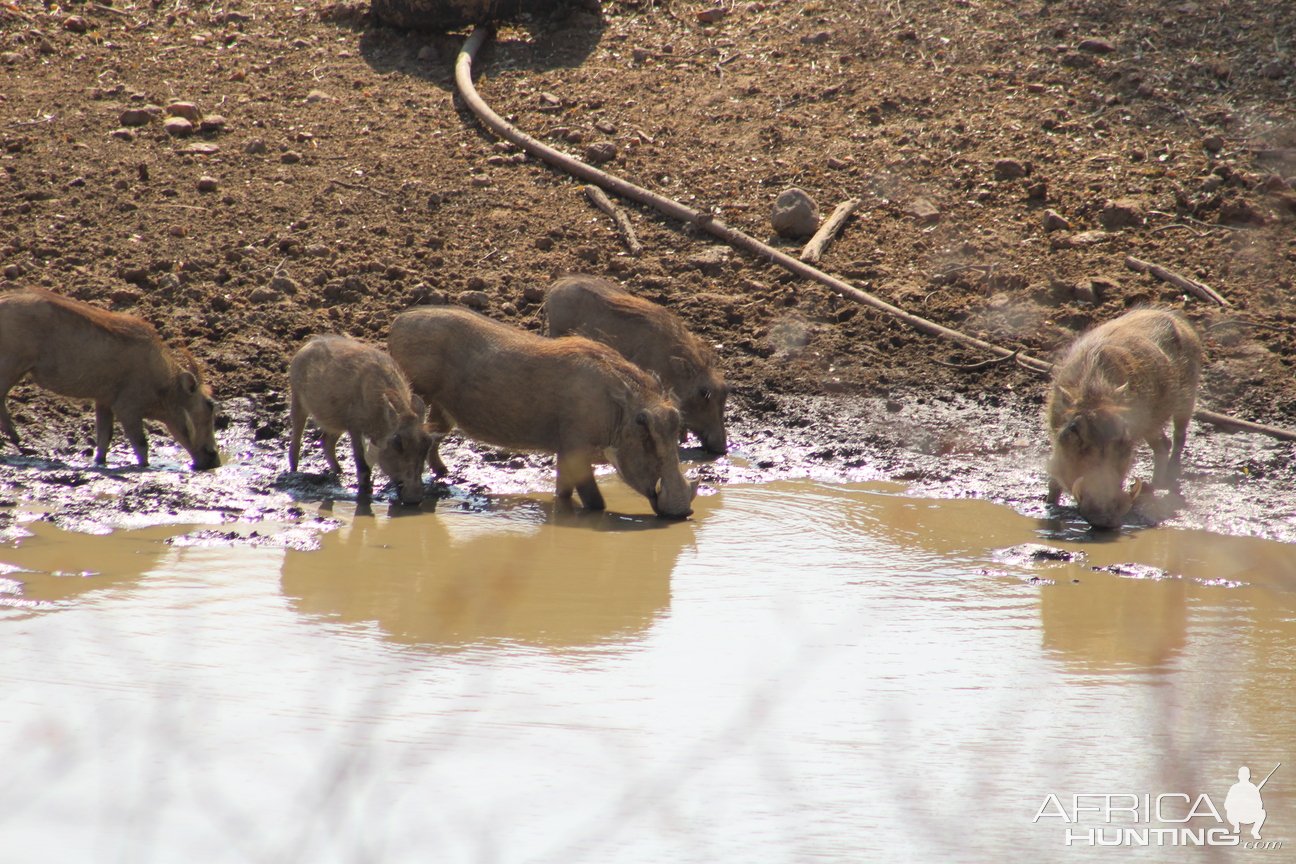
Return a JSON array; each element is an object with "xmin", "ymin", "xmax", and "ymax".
[{"xmin": 1, "ymin": 480, "xmax": 1293, "ymax": 863}]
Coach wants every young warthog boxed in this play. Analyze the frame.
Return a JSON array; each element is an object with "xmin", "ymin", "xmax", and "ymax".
[
  {"xmin": 388, "ymin": 306, "xmax": 696, "ymax": 518},
  {"xmin": 288, "ymin": 335, "xmax": 432, "ymax": 505},
  {"xmin": 0, "ymin": 287, "xmax": 220, "ymax": 469},
  {"xmin": 544, "ymin": 275, "xmax": 729, "ymax": 454},
  {"xmin": 1046, "ymin": 308, "xmax": 1202, "ymax": 529}
]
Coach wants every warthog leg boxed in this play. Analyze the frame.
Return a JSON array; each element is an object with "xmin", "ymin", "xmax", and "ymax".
[
  {"xmin": 288, "ymin": 394, "xmax": 307, "ymax": 473},
  {"xmin": 93, "ymin": 403, "xmax": 114, "ymax": 464},
  {"xmin": 423, "ymin": 402, "xmax": 453, "ymax": 476},
  {"xmin": 348, "ymin": 430, "xmax": 372, "ymax": 497},
  {"xmin": 557, "ymin": 450, "xmax": 604, "ymax": 510},
  {"xmin": 117, "ymin": 411, "xmax": 149, "ymax": 467},
  {"xmin": 320, "ymin": 431, "xmax": 343, "ymax": 475},
  {"xmin": 1046, "ymin": 476, "xmax": 1063, "ymax": 505},
  {"xmin": 1168, "ymin": 413, "xmax": 1191, "ymax": 493},
  {"xmin": 0, "ymin": 392, "xmax": 21, "ymax": 450},
  {"xmin": 1149, "ymin": 428, "xmax": 1172, "ymax": 489}
]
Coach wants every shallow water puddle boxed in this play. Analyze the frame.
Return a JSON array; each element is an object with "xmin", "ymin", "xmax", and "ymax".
[{"xmin": 0, "ymin": 481, "xmax": 1293, "ymax": 863}]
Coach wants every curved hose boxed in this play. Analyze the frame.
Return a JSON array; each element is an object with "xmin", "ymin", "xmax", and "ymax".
[{"xmin": 454, "ymin": 26, "xmax": 1296, "ymax": 442}]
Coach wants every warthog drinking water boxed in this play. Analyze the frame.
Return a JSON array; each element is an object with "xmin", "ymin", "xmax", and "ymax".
[
  {"xmin": 388, "ymin": 306, "xmax": 696, "ymax": 518},
  {"xmin": 1046, "ymin": 308, "xmax": 1202, "ymax": 529},
  {"xmin": 544, "ymin": 275, "xmax": 729, "ymax": 454},
  {"xmin": 0, "ymin": 287, "xmax": 220, "ymax": 469},
  {"xmin": 288, "ymin": 335, "xmax": 433, "ymax": 505}
]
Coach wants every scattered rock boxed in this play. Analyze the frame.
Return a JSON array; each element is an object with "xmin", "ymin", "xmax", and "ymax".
[
  {"xmin": 198, "ymin": 115, "xmax": 227, "ymax": 133},
  {"xmin": 903, "ymin": 197, "xmax": 941, "ymax": 224},
  {"xmin": 177, "ymin": 143, "xmax": 220, "ymax": 155},
  {"xmin": 801, "ymin": 31, "xmax": 831, "ymax": 45},
  {"xmin": 165, "ymin": 102, "xmax": 202, "ymax": 123},
  {"xmin": 1202, "ymin": 134, "xmax": 1224, "ymax": 153},
  {"xmin": 459, "ymin": 290, "xmax": 490, "ymax": 309},
  {"xmin": 770, "ymin": 187, "xmax": 820, "ymax": 238},
  {"xmin": 521, "ymin": 284, "xmax": 546, "ymax": 304},
  {"xmin": 538, "ymin": 92, "xmax": 562, "ymax": 111},
  {"xmin": 63, "ymin": 15, "xmax": 88, "ymax": 34},
  {"xmin": 1042, "ymin": 209, "xmax": 1071, "ymax": 232},
  {"xmin": 1099, "ymin": 197, "xmax": 1145, "ymax": 230},
  {"xmin": 109, "ymin": 128, "xmax": 137, "ymax": 141},
  {"xmin": 119, "ymin": 108, "xmax": 152, "ymax": 127},
  {"xmin": 826, "ymin": 156, "xmax": 849, "ymax": 170},
  {"xmin": 305, "ymin": 90, "xmax": 334, "ymax": 103},
  {"xmin": 585, "ymin": 141, "xmax": 617, "ymax": 164},
  {"xmin": 162, "ymin": 117, "xmax": 193, "ymax": 137},
  {"xmin": 470, "ymin": 174, "xmax": 492, "ymax": 187},
  {"xmin": 1077, "ymin": 37, "xmax": 1116, "ymax": 54},
  {"xmin": 269, "ymin": 275, "xmax": 299, "ymax": 295},
  {"xmin": 196, "ymin": 176, "xmax": 219, "ymax": 193},
  {"xmin": 697, "ymin": 7, "xmax": 727, "ymax": 24},
  {"xmin": 687, "ymin": 246, "xmax": 731, "ymax": 275},
  {"xmin": 534, "ymin": 236, "xmax": 554, "ymax": 251},
  {"xmin": 280, "ymin": 150, "xmax": 302, "ymax": 164},
  {"xmin": 594, "ymin": 120, "xmax": 617, "ymax": 135},
  {"xmin": 1051, "ymin": 230, "xmax": 1113, "ymax": 249},
  {"xmin": 248, "ymin": 286, "xmax": 280, "ymax": 304},
  {"xmin": 245, "ymin": 138, "xmax": 268, "ymax": 154},
  {"xmin": 992, "ymin": 158, "xmax": 1028, "ymax": 180}
]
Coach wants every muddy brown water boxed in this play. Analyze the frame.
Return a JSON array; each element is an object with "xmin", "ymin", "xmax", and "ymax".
[{"xmin": 1, "ymin": 445, "xmax": 1294, "ymax": 861}]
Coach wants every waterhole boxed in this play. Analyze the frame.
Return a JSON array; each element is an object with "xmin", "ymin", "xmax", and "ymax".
[{"xmin": 0, "ymin": 479, "xmax": 1292, "ymax": 862}]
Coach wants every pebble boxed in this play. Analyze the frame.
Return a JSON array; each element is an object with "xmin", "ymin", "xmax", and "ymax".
[
  {"xmin": 904, "ymin": 197, "xmax": 940, "ymax": 224},
  {"xmin": 196, "ymin": 176, "xmax": 219, "ymax": 193},
  {"xmin": 1202, "ymin": 135, "xmax": 1224, "ymax": 153},
  {"xmin": 269, "ymin": 275, "xmax": 299, "ymax": 295},
  {"xmin": 687, "ymin": 246, "xmax": 731, "ymax": 276},
  {"xmin": 993, "ymin": 158, "xmax": 1028, "ymax": 180},
  {"xmin": 1042, "ymin": 209, "xmax": 1071, "ymax": 232},
  {"xmin": 198, "ymin": 115, "xmax": 227, "ymax": 133},
  {"xmin": 162, "ymin": 117, "xmax": 193, "ymax": 137},
  {"xmin": 119, "ymin": 108, "xmax": 153, "ymax": 127},
  {"xmin": 1099, "ymin": 197, "xmax": 1145, "ymax": 230},
  {"xmin": 470, "ymin": 175, "xmax": 492, "ymax": 187},
  {"xmin": 697, "ymin": 8, "xmax": 727, "ymax": 24},
  {"xmin": 63, "ymin": 15, "xmax": 88, "ymax": 33},
  {"xmin": 585, "ymin": 141, "xmax": 617, "ymax": 164},
  {"xmin": 522, "ymin": 284, "xmax": 546, "ymax": 303},
  {"xmin": 459, "ymin": 290, "xmax": 490, "ymax": 309},
  {"xmin": 1077, "ymin": 37, "xmax": 1116, "ymax": 54},
  {"xmin": 595, "ymin": 120, "xmax": 617, "ymax": 135},
  {"xmin": 280, "ymin": 151, "xmax": 302, "ymax": 164},
  {"xmin": 166, "ymin": 102, "xmax": 202, "ymax": 123},
  {"xmin": 245, "ymin": 138, "xmax": 268, "ymax": 154},
  {"xmin": 801, "ymin": 31, "xmax": 832, "ymax": 45},
  {"xmin": 1051, "ymin": 230, "xmax": 1113, "ymax": 249},
  {"xmin": 109, "ymin": 128, "xmax": 137, "ymax": 141},
  {"xmin": 770, "ymin": 187, "xmax": 820, "ymax": 238},
  {"xmin": 305, "ymin": 90, "xmax": 334, "ymax": 103}
]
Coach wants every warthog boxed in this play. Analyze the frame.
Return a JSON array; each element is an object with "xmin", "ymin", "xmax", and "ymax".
[
  {"xmin": 288, "ymin": 335, "xmax": 432, "ymax": 505},
  {"xmin": 0, "ymin": 287, "xmax": 220, "ymax": 469},
  {"xmin": 544, "ymin": 275, "xmax": 729, "ymax": 454},
  {"xmin": 1046, "ymin": 308, "xmax": 1202, "ymax": 529},
  {"xmin": 388, "ymin": 306, "xmax": 696, "ymax": 518}
]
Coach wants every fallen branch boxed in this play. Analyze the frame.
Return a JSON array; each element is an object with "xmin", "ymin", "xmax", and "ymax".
[
  {"xmin": 455, "ymin": 27, "xmax": 1296, "ymax": 443},
  {"xmin": 933, "ymin": 350, "xmax": 1019, "ymax": 371},
  {"xmin": 1125, "ymin": 255, "xmax": 1229, "ymax": 306},
  {"xmin": 583, "ymin": 184, "xmax": 642, "ymax": 255},
  {"xmin": 800, "ymin": 197, "xmax": 860, "ymax": 264}
]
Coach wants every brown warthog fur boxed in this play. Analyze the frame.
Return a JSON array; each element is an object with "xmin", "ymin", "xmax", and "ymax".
[
  {"xmin": 388, "ymin": 306, "xmax": 696, "ymax": 518},
  {"xmin": 1046, "ymin": 308, "xmax": 1202, "ymax": 529},
  {"xmin": 288, "ymin": 335, "xmax": 432, "ymax": 505},
  {"xmin": 544, "ymin": 275, "xmax": 729, "ymax": 454},
  {"xmin": 0, "ymin": 287, "xmax": 220, "ymax": 469}
]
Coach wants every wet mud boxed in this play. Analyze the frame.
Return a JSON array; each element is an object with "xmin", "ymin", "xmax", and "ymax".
[{"xmin": 0, "ymin": 388, "xmax": 1291, "ymax": 546}]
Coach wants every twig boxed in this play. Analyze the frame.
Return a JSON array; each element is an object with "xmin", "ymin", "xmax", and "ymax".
[
  {"xmin": 327, "ymin": 179, "xmax": 389, "ymax": 198},
  {"xmin": 799, "ymin": 198, "xmax": 860, "ymax": 264},
  {"xmin": 933, "ymin": 350, "xmax": 1019, "ymax": 371},
  {"xmin": 1124, "ymin": 255, "xmax": 1229, "ymax": 306},
  {"xmin": 583, "ymin": 184, "xmax": 642, "ymax": 255}
]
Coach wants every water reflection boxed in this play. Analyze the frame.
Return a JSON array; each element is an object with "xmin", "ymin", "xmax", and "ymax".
[{"xmin": 280, "ymin": 491, "xmax": 699, "ymax": 649}]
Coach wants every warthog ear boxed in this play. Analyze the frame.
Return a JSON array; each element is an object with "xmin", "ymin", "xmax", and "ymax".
[
  {"xmin": 178, "ymin": 370, "xmax": 199, "ymax": 395},
  {"xmin": 409, "ymin": 394, "xmax": 427, "ymax": 416}
]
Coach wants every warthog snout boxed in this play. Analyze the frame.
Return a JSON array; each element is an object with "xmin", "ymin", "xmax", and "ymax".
[
  {"xmin": 649, "ymin": 477, "xmax": 698, "ymax": 519},
  {"xmin": 192, "ymin": 446, "xmax": 221, "ymax": 471},
  {"xmin": 1072, "ymin": 475, "xmax": 1143, "ymax": 530}
]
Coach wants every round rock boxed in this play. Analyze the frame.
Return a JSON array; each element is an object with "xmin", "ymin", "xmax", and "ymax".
[
  {"xmin": 162, "ymin": 117, "xmax": 193, "ymax": 137},
  {"xmin": 770, "ymin": 187, "xmax": 821, "ymax": 238}
]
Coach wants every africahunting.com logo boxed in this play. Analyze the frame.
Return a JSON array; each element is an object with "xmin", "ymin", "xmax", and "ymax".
[{"xmin": 1033, "ymin": 764, "xmax": 1283, "ymax": 849}]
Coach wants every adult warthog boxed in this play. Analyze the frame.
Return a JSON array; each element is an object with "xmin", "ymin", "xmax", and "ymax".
[
  {"xmin": 1046, "ymin": 308, "xmax": 1202, "ymax": 529},
  {"xmin": 0, "ymin": 287, "xmax": 220, "ymax": 469},
  {"xmin": 545, "ymin": 274, "xmax": 729, "ymax": 454},
  {"xmin": 389, "ymin": 306, "xmax": 696, "ymax": 518}
]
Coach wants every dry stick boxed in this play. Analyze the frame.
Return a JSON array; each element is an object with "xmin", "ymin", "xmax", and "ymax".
[
  {"xmin": 454, "ymin": 27, "xmax": 1296, "ymax": 444},
  {"xmin": 583, "ymin": 184, "xmax": 643, "ymax": 255},
  {"xmin": 1125, "ymin": 255, "xmax": 1230, "ymax": 306},
  {"xmin": 933, "ymin": 351, "xmax": 1019, "ymax": 371},
  {"xmin": 800, "ymin": 198, "xmax": 860, "ymax": 264}
]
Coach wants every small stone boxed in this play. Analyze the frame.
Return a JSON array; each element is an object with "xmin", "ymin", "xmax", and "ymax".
[
  {"xmin": 305, "ymin": 90, "xmax": 334, "ymax": 103},
  {"xmin": 109, "ymin": 128, "xmax": 137, "ymax": 141},
  {"xmin": 594, "ymin": 120, "xmax": 617, "ymax": 135},
  {"xmin": 771, "ymin": 187, "xmax": 820, "ymax": 238},
  {"xmin": 1051, "ymin": 230, "xmax": 1113, "ymax": 249},
  {"xmin": 538, "ymin": 92, "xmax": 562, "ymax": 111},
  {"xmin": 198, "ymin": 115, "xmax": 227, "ymax": 133},
  {"xmin": 177, "ymin": 143, "xmax": 219, "ymax": 155},
  {"xmin": 522, "ymin": 284, "xmax": 546, "ymax": 304},
  {"xmin": 826, "ymin": 156, "xmax": 849, "ymax": 170},
  {"xmin": 534, "ymin": 236, "xmax": 554, "ymax": 251},
  {"xmin": 417, "ymin": 44, "xmax": 438, "ymax": 62},
  {"xmin": 1077, "ymin": 37, "xmax": 1116, "ymax": 54},
  {"xmin": 585, "ymin": 141, "xmax": 617, "ymax": 164},
  {"xmin": 904, "ymin": 197, "xmax": 941, "ymax": 224},
  {"xmin": 1261, "ymin": 60, "xmax": 1288, "ymax": 80},
  {"xmin": 162, "ymin": 117, "xmax": 194, "ymax": 137},
  {"xmin": 563, "ymin": 129, "xmax": 584, "ymax": 144},
  {"xmin": 1099, "ymin": 197, "xmax": 1145, "ymax": 230},
  {"xmin": 687, "ymin": 246, "xmax": 731, "ymax": 275},
  {"xmin": 3, "ymin": 264, "xmax": 23, "ymax": 279},
  {"xmin": 269, "ymin": 275, "xmax": 299, "ymax": 295},
  {"xmin": 1, "ymin": 52, "xmax": 20, "ymax": 66},
  {"xmin": 165, "ymin": 102, "xmax": 202, "ymax": 123},
  {"xmin": 697, "ymin": 7, "xmax": 727, "ymax": 24},
  {"xmin": 470, "ymin": 175, "xmax": 492, "ymax": 187},
  {"xmin": 632, "ymin": 47, "xmax": 651, "ymax": 63},
  {"xmin": 993, "ymin": 158, "xmax": 1028, "ymax": 180},
  {"xmin": 1202, "ymin": 135, "xmax": 1224, "ymax": 153},
  {"xmin": 245, "ymin": 138, "xmax": 268, "ymax": 154},
  {"xmin": 280, "ymin": 150, "xmax": 302, "ymax": 164},
  {"xmin": 1042, "ymin": 209, "xmax": 1072, "ymax": 232},
  {"xmin": 801, "ymin": 31, "xmax": 831, "ymax": 45},
  {"xmin": 459, "ymin": 290, "xmax": 490, "ymax": 309},
  {"xmin": 119, "ymin": 108, "xmax": 152, "ymax": 127},
  {"xmin": 248, "ymin": 286, "xmax": 280, "ymax": 304},
  {"xmin": 63, "ymin": 15, "xmax": 88, "ymax": 33},
  {"xmin": 196, "ymin": 176, "xmax": 219, "ymax": 193}
]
